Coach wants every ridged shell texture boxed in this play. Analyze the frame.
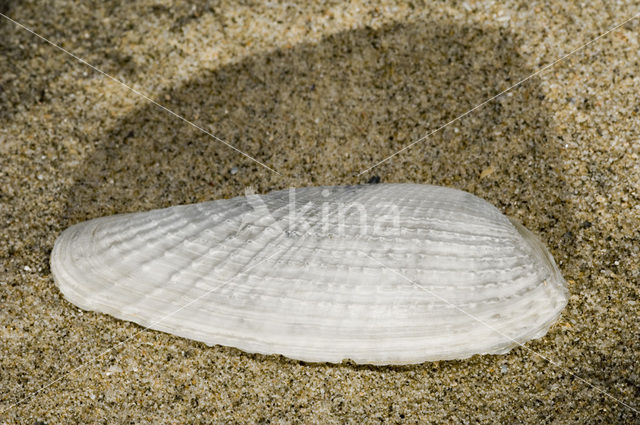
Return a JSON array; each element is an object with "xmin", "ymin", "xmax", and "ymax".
[{"xmin": 51, "ymin": 184, "xmax": 568, "ymax": 364}]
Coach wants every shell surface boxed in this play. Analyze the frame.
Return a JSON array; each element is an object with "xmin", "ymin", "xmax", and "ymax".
[{"xmin": 51, "ymin": 184, "xmax": 568, "ymax": 365}]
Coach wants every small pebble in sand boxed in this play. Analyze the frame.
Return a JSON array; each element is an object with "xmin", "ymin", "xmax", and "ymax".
[{"xmin": 230, "ymin": 167, "xmax": 239, "ymax": 175}]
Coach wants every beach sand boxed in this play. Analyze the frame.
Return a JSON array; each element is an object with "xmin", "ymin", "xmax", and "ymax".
[{"xmin": 1, "ymin": 0, "xmax": 638, "ymax": 423}]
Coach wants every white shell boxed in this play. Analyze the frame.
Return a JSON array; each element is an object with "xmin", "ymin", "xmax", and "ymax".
[{"xmin": 51, "ymin": 184, "xmax": 568, "ymax": 365}]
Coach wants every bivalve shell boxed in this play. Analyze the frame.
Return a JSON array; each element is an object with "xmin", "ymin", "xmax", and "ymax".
[{"xmin": 51, "ymin": 184, "xmax": 568, "ymax": 364}]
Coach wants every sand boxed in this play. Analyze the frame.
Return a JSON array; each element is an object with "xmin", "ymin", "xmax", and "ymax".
[{"xmin": 1, "ymin": 0, "xmax": 638, "ymax": 423}]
